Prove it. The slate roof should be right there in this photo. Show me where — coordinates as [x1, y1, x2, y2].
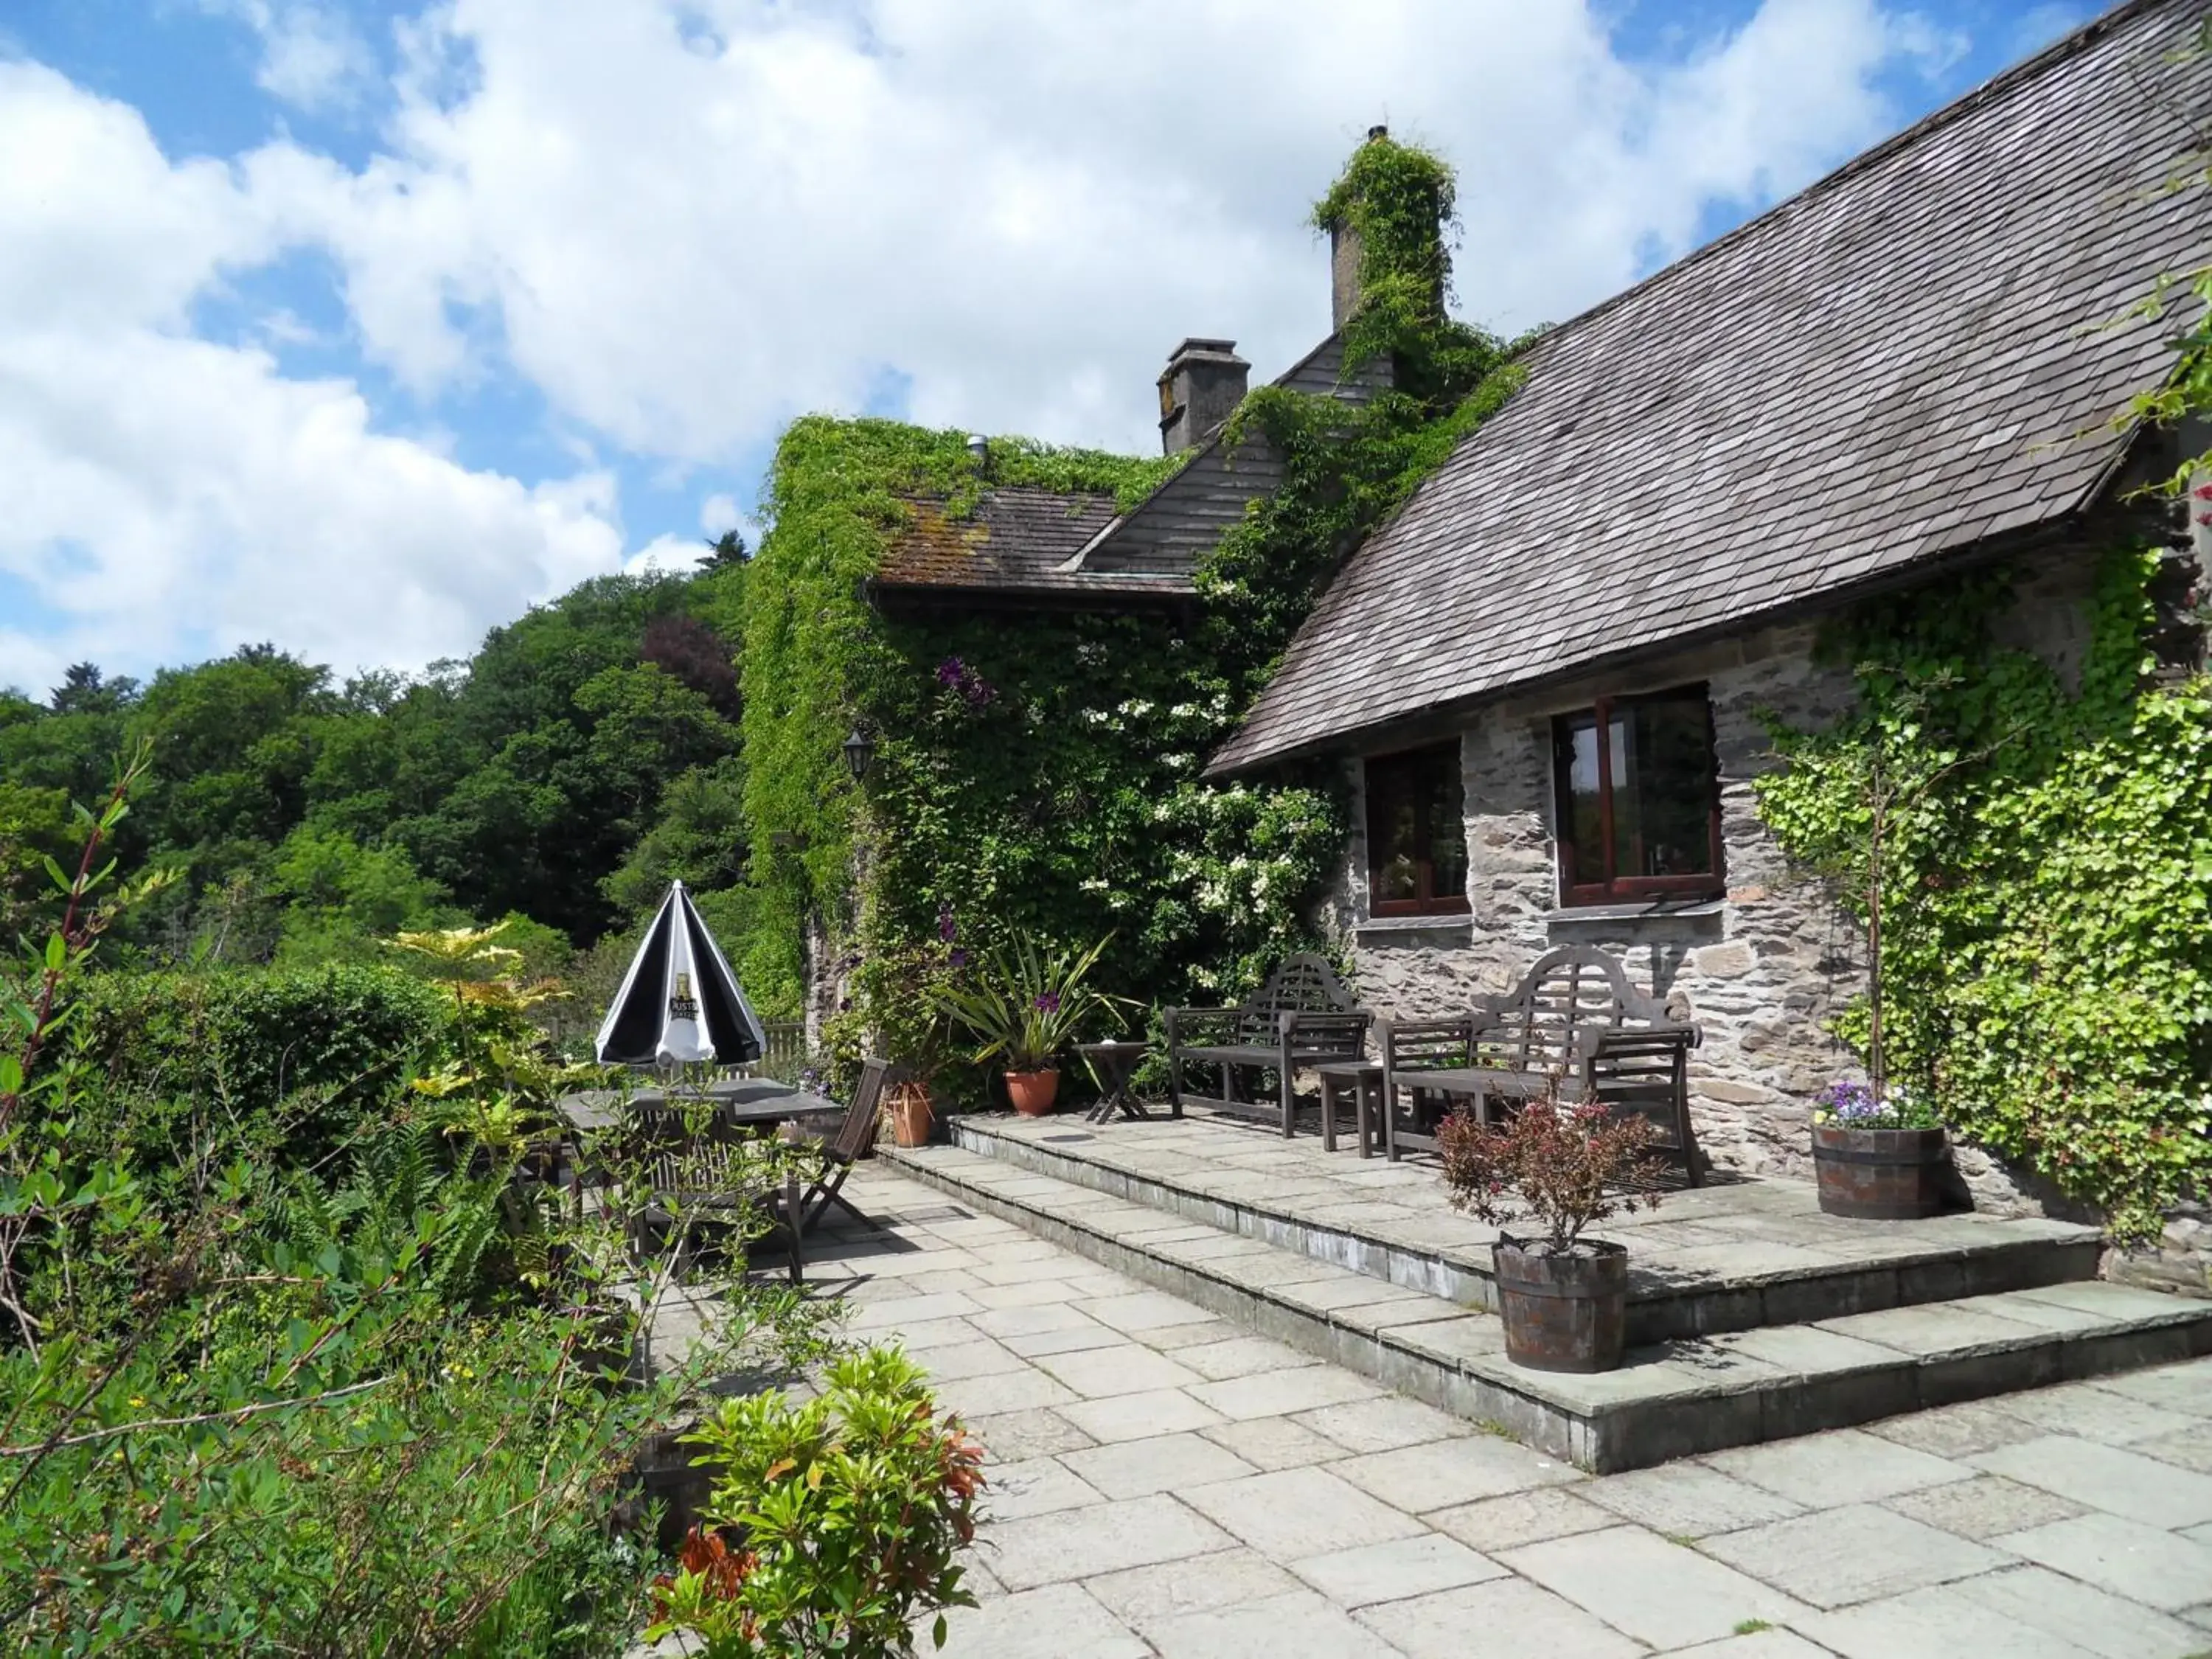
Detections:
[871, 486, 1185, 604]
[1210, 0, 2211, 775]
[1076, 335, 1392, 578]
[869, 335, 1391, 611]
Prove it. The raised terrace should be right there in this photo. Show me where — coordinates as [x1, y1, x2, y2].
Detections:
[883, 1110, 2212, 1472]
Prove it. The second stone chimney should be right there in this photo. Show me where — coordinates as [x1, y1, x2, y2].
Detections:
[1157, 338, 1251, 454]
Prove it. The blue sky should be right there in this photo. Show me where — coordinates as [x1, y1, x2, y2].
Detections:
[0, 0, 2104, 695]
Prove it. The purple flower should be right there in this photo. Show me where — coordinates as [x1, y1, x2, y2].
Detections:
[933, 655, 997, 710]
[947, 948, 969, 970]
[1817, 1080, 1877, 1120]
[938, 903, 958, 943]
[1034, 991, 1062, 1014]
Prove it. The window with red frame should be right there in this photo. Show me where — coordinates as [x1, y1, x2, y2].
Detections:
[1364, 741, 1470, 916]
[1551, 688, 1723, 905]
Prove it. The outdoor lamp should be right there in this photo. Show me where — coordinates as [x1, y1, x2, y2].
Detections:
[842, 725, 876, 782]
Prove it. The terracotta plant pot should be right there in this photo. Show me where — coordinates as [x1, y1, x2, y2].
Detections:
[1004, 1069, 1061, 1116]
[1492, 1236, 1630, 1373]
[887, 1082, 934, 1148]
[1812, 1123, 1950, 1220]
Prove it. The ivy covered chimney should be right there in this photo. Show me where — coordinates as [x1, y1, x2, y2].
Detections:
[1157, 338, 1250, 454]
[1319, 123, 1447, 335]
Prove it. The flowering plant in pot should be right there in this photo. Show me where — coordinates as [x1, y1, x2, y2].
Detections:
[1810, 1079, 1950, 1219]
[1437, 1091, 1669, 1373]
[933, 934, 1134, 1116]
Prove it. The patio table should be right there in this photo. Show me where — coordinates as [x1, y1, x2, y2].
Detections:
[557, 1079, 827, 1134]
[1078, 1040, 1152, 1124]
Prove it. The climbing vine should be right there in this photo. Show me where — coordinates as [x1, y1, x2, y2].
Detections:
[1754, 549, 2212, 1240]
[734, 132, 1529, 1090]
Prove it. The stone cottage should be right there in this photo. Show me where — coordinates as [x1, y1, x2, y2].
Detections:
[1206, 0, 2211, 1194]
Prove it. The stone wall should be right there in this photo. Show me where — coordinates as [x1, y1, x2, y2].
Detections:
[1325, 540, 2117, 1208]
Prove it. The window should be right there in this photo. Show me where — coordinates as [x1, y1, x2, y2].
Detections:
[1364, 741, 1469, 916]
[1552, 687, 1722, 905]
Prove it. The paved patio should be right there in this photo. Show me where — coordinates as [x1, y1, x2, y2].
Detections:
[947, 1108, 2099, 1315]
[793, 1164, 2212, 1658]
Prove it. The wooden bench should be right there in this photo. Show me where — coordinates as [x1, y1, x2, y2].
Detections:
[1166, 953, 1372, 1138]
[1376, 944, 1704, 1180]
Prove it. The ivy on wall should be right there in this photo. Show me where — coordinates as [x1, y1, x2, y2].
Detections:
[1754, 548, 2211, 1239]
[733, 133, 1530, 1088]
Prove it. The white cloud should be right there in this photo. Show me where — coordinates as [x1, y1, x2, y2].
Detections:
[698, 493, 739, 535]
[304, 0, 1940, 463]
[0, 60, 624, 694]
[623, 534, 704, 578]
[201, 0, 378, 114]
[2, 0, 1957, 688]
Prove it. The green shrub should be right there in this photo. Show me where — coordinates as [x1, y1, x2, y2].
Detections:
[647, 1346, 986, 1658]
[76, 960, 454, 1105]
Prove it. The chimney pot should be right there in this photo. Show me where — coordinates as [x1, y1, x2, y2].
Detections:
[1367, 123, 1388, 141]
[1156, 337, 1250, 456]
[966, 434, 989, 472]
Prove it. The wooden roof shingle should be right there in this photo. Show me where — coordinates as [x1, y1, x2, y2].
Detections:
[1209, 0, 2210, 775]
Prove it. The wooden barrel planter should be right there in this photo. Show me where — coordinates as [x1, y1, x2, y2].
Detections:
[1492, 1237, 1630, 1373]
[1812, 1124, 1951, 1220]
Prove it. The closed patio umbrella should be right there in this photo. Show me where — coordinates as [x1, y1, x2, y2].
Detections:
[594, 880, 767, 1067]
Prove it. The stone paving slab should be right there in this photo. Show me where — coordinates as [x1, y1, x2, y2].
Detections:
[661, 1166, 2212, 1658]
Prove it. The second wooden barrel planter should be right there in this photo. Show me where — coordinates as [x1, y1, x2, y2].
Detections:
[1811, 1122, 1952, 1220]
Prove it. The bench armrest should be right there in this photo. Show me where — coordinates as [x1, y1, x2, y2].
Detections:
[1578, 1021, 1702, 1063]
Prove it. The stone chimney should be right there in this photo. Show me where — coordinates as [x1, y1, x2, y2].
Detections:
[1157, 338, 1250, 454]
[1328, 123, 1391, 332]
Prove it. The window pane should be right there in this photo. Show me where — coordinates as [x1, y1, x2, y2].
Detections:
[1425, 751, 1467, 900]
[1371, 770, 1421, 901]
[1366, 742, 1462, 906]
[1561, 714, 1605, 886]
[1620, 695, 1714, 877]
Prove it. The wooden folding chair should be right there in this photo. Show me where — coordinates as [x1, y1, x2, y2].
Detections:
[792, 1058, 895, 1234]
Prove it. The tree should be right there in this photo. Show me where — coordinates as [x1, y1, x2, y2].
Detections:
[698, 529, 748, 568]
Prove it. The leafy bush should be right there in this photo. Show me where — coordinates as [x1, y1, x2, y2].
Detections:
[647, 1346, 986, 1658]
[71, 961, 456, 1164]
[1755, 551, 2212, 1238]
[1437, 1097, 1667, 1253]
[4, 777, 846, 1656]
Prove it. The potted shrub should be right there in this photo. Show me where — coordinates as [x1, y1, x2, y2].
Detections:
[1437, 1093, 1668, 1373]
[644, 1346, 986, 1656]
[1810, 1079, 1950, 1219]
[934, 936, 1133, 1116]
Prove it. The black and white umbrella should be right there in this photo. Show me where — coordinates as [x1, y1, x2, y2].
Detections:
[594, 880, 767, 1067]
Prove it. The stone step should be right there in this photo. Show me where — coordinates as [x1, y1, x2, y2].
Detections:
[939, 1113, 2104, 1344]
[880, 1141, 2212, 1474]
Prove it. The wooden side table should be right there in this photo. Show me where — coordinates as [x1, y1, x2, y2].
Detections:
[1316, 1060, 1385, 1156]
[1078, 1041, 1152, 1124]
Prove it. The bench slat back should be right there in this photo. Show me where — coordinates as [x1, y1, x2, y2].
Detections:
[1475, 945, 1668, 1069]
[1235, 953, 1357, 1042]
[1382, 1016, 1474, 1071]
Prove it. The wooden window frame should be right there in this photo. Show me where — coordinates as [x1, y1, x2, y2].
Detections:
[1552, 688, 1725, 907]
[1364, 741, 1472, 918]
